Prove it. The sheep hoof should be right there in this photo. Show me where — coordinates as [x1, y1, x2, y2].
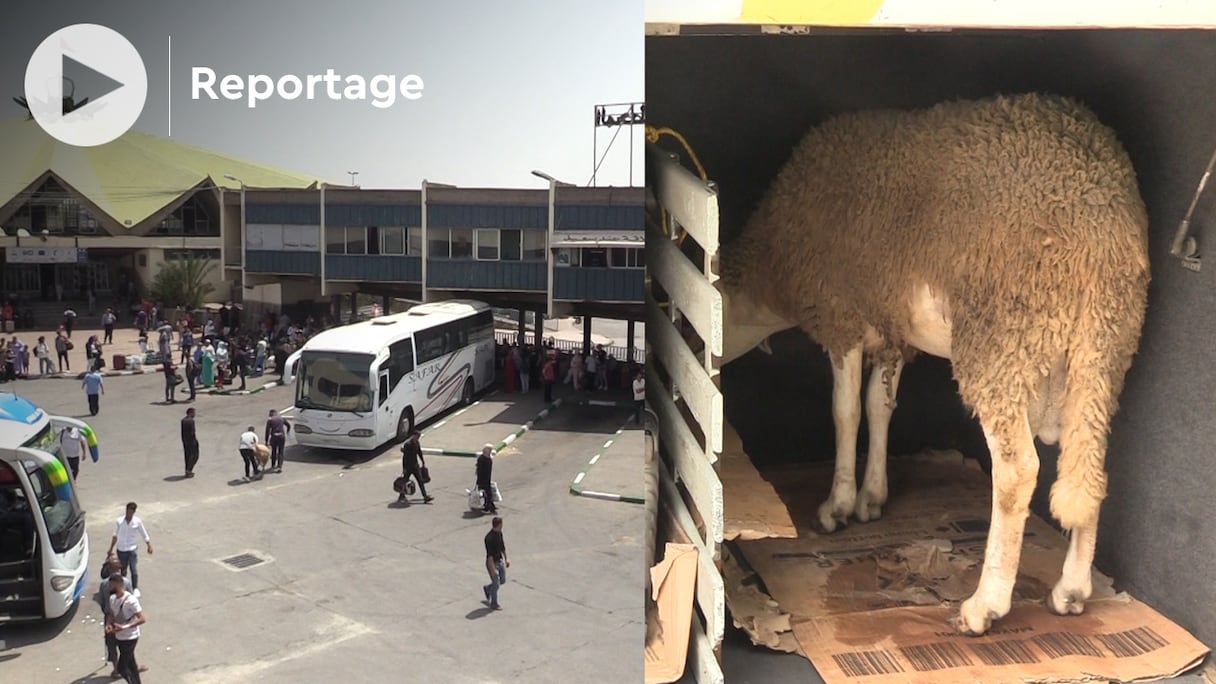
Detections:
[1046, 586, 1088, 616]
[854, 492, 885, 523]
[954, 598, 1001, 636]
[815, 498, 853, 534]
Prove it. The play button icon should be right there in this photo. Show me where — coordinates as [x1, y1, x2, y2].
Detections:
[24, 24, 148, 147]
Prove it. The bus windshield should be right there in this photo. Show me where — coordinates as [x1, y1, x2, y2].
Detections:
[17, 422, 85, 554]
[296, 351, 375, 413]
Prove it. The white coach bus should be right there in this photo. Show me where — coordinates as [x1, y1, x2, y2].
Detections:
[0, 392, 95, 622]
[291, 300, 496, 450]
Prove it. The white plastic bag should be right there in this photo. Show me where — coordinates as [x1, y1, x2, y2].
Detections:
[490, 481, 503, 503]
[467, 486, 484, 511]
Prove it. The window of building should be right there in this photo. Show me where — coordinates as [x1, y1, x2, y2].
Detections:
[151, 195, 217, 236]
[407, 227, 422, 255]
[345, 226, 367, 255]
[450, 228, 473, 259]
[609, 247, 645, 268]
[475, 229, 500, 260]
[524, 231, 546, 261]
[500, 229, 522, 261]
[428, 228, 450, 258]
[555, 248, 580, 267]
[326, 226, 347, 254]
[381, 226, 405, 255]
[582, 248, 608, 268]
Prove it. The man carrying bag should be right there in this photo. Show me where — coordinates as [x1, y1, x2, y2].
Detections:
[397, 430, 433, 504]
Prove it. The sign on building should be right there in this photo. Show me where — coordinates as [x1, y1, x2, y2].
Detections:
[5, 246, 87, 264]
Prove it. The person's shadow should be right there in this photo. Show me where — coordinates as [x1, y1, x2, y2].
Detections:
[465, 604, 497, 620]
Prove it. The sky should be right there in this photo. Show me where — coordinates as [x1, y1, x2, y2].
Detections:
[1, 1, 644, 189]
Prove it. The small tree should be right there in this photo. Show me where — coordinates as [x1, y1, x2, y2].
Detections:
[149, 254, 216, 310]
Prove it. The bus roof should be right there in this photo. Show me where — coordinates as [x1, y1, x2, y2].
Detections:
[300, 299, 490, 356]
[0, 392, 47, 447]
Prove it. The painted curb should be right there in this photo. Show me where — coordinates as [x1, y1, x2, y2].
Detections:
[426, 397, 566, 457]
[569, 425, 645, 505]
[566, 398, 639, 409]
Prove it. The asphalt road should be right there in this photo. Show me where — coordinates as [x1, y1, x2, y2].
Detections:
[0, 373, 643, 683]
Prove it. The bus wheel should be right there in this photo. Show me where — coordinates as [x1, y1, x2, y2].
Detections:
[397, 409, 414, 442]
[462, 378, 475, 406]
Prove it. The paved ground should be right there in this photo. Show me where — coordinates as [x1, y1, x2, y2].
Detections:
[0, 373, 643, 683]
[571, 421, 645, 503]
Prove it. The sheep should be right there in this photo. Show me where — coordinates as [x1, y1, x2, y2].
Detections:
[716, 92, 1150, 636]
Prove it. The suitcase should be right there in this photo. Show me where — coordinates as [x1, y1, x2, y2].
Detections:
[112, 354, 126, 371]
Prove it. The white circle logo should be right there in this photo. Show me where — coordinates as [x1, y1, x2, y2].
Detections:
[24, 24, 148, 147]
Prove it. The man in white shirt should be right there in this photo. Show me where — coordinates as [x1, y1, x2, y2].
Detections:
[239, 426, 262, 481]
[58, 425, 87, 480]
[105, 572, 146, 683]
[107, 502, 153, 592]
[632, 369, 645, 424]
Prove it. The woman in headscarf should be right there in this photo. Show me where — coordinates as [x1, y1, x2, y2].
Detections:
[85, 335, 102, 372]
[200, 341, 216, 387]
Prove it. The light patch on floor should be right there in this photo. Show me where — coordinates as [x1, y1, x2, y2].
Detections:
[178, 613, 375, 683]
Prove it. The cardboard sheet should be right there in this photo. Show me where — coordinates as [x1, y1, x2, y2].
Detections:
[721, 422, 798, 540]
[721, 544, 800, 654]
[728, 449, 1210, 684]
[645, 542, 699, 684]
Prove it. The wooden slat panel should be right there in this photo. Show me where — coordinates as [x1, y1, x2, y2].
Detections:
[660, 460, 725, 648]
[646, 222, 723, 357]
[647, 294, 722, 454]
[689, 618, 725, 684]
[648, 362, 724, 545]
[647, 143, 720, 255]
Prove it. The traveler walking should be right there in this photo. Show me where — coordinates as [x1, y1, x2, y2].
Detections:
[632, 369, 645, 424]
[239, 426, 262, 481]
[162, 360, 178, 403]
[102, 308, 116, 344]
[97, 556, 132, 678]
[55, 332, 70, 372]
[264, 409, 291, 473]
[63, 307, 77, 338]
[107, 502, 152, 592]
[105, 572, 146, 683]
[482, 517, 509, 611]
[58, 425, 87, 480]
[397, 430, 433, 504]
[542, 353, 557, 403]
[82, 367, 104, 416]
[184, 352, 199, 401]
[181, 408, 199, 477]
[34, 336, 53, 376]
[475, 444, 497, 514]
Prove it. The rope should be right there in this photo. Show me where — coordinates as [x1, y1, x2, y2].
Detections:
[644, 125, 710, 248]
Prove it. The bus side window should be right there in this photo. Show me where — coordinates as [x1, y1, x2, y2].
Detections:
[378, 374, 389, 406]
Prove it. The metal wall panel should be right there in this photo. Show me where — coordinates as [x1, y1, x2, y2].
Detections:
[553, 267, 645, 302]
[426, 259, 547, 291]
[246, 250, 321, 275]
[427, 204, 547, 229]
[326, 255, 421, 282]
[325, 204, 422, 226]
[555, 204, 644, 230]
[245, 203, 320, 225]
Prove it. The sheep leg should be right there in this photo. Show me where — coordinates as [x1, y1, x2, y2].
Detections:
[816, 345, 863, 533]
[856, 356, 904, 523]
[956, 413, 1038, 636]
[1048, 525, 1096, 616]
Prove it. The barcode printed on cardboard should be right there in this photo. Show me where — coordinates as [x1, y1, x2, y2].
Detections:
[832, 649, 904, 677]
[1097, 626, 1169, 658]
[900, 642, 975, 671]
[1032, 632, 1104, 658]
[970, 639, 1040, 666]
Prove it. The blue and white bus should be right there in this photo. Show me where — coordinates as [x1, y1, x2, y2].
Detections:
[290, 300, 496, 450]
[0, 392, 95, 622]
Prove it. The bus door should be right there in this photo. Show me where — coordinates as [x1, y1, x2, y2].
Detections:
[375, 366, 394, 438]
